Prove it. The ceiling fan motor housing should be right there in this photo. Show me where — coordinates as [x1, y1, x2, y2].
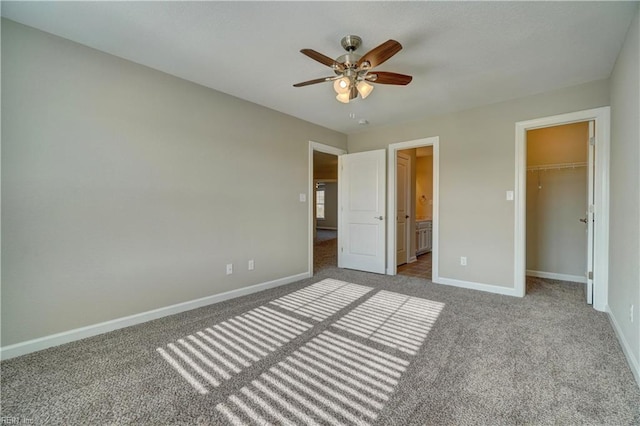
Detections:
[340, 35, 362, 52]
[335, 35, 363, 73]
[335, 53, 361, 72]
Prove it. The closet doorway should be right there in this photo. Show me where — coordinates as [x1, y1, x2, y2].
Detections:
[525, 122, 591, 290]
[514, 107, 610, 310]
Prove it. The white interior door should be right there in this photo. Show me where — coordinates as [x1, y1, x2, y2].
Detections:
[396, 153, 410, 266]
[585, 120, 595, 304]
[338, 149, 387, 274]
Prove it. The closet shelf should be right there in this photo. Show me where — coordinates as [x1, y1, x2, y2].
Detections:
[527, 162, 587, 171]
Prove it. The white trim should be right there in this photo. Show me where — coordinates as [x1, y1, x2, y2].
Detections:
[387, 137, 439, 279]
[526, 270, 587, 284]
[515, 107, 610, 310]
[435, 277, 519, 297]
[308, 141, 347, 276]
[0, 272, 310, 361]
[606, 305, 640, 388]
[316, 226, 337, 231]
[408, 256, 418, 264]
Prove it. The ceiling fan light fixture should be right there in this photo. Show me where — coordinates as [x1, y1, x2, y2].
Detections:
[333, 77, 351, 94]
[336, 92, 350, 103]
[356, 81, 374, 99]
[295, 36, 411, 104]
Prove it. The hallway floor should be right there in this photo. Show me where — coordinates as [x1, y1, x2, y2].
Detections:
[397, 252, 432, 280]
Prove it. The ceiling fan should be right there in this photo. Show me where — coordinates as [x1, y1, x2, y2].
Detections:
[293, 35, 413, 103]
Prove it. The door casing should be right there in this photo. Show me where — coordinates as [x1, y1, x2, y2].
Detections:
[308, 141, 346, 276]
[514, 107, 610, 311]
[387, 137, 440, 276]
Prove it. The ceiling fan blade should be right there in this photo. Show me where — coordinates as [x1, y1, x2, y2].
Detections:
[367, 71, 413, 85]
[293, 76, 335, 87]
[357, 40, 402, 69]
[300, 49, 342, 69]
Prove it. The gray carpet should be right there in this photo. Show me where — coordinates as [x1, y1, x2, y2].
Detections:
[1, 266, 639, 425]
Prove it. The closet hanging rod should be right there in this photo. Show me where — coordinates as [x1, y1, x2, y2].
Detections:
[527, 162, 587, 172]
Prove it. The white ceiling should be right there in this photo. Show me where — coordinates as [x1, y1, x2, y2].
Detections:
[2, 1, 636, 134]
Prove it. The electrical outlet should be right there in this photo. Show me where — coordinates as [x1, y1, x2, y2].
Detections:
[226, 263, 233, 275]
[460, 256, 467, 266]
[248, 259, 254, 271]
[631, 305, 634, 323]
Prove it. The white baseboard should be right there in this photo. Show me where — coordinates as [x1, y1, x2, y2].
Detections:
[606, 304, 640, 388]
[526, 270, 587, 284]
[0, 272, 310, 361]
[434, 275, 519, 297]
[408, 256, 417, 263]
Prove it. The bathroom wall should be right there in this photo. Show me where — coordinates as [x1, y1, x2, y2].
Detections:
[416, 151, 434, 220]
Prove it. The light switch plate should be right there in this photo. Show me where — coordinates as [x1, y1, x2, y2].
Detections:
[506, 190, 514, 201]
[299, 193, 306, 202]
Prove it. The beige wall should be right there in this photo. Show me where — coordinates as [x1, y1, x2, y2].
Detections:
[526, 168, 587, 277]
[609, 5, 640, 371]
[1, 20, 347, 346]
[416, 155, 434, 220]
[526, 123, 588, 278]
[313, 151, 338, 181]
[527, 122, 589, 166]
[348, 79, 609, 287]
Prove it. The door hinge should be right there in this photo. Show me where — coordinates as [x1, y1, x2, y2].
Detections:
[589, 137, 595, 146]
[588, 271, 593, 280]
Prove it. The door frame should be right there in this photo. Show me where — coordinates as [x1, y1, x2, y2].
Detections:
[308, 141, 347, 276]
[514, 107, 610, 311]
[387, 137, 440, 276]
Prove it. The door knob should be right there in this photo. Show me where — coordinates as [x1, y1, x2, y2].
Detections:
[405, 215, 410, 219]
[579, 217, 588, 223]
[375, 216, 384, 220]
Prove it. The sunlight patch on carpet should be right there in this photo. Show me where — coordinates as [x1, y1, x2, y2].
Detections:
[216, 331, 408, 425]
[157, 306, 312, 393]
[332, 290, 444, 355]
[270, 278, 373, 321]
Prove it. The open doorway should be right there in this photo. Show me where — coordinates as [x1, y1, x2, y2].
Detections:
[525, 122, 590, 295]
[308, 142, 346, 275]
[313, 152, 338, 272]
[387, 137, 439, 279]
[395, 147, 434, 280]
[515, 107, 610, 311]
